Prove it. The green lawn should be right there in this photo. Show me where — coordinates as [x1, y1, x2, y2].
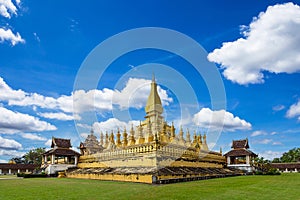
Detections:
[0, 174, 299, 200]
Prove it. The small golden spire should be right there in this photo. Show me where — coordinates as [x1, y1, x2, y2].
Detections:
[116, 128, 122, 147]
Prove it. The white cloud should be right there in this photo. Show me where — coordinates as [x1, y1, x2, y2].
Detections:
[113, 78, 172, 109]
[272, 105, 285, 112]
[259, 150, 283, 160]
[0, 136, 22, 150]
[8, 92, 58, 110]
[208, 3, 300, 85]
[80, 133, 89, 139]
[93, 118, 140, 133]
[272, 141, 282, 145]
[193, 108, 251, 132]
[270, 131, 277, 135]
[256, 139, 272, 144]
[0, 149, 24, 157]
[0, 0, 17, 18]
[0, 106, 56, 134]
[0, 159, 7, 163]
[77, 123, 91, 129]
[2, 76, 172, 115]
[286, 99, 300, 121]
[44, 139, 52, 147]
[15, 0, 21, 7]
[0, 28, 24, 45]
[20, 133, 47, 141]
[0, 77, 25, 101]
[33, 32, 40, 42]
[251, 130, 267, 137]
[38, 112, 81, 121]
[72, 89, 113, 113]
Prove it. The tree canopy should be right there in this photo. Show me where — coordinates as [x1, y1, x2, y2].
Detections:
[10, 147, 45, 165]
[272, 148, 300, 163]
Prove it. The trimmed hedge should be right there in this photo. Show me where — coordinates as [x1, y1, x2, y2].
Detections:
[17, 173, 47, 178]
[255, 168, 281, 175]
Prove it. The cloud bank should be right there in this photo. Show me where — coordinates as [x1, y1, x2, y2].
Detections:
[208, 3, 300, 85]
[193, 108, 251, 132]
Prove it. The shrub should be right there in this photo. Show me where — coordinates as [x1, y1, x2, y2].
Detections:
[17, 173, 47, 178]
[255, 168, 281, 175]
[255, 171, 263, 175]
[266, 168, 281, 175]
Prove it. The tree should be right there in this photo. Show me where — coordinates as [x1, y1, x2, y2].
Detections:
[10, 157, 25, 164]
[10, 148, 46, 165]
[272, 158, 281, 163]
[272, 148, 300, 163]
[253, 157, 271, 172]
[23, 148, 46, 165]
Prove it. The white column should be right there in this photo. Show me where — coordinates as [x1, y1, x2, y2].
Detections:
[246, 156, 250, 165]
[26, 169, 28, 173]
[8, 169, 11, 174]
[51, 154, 55, 164]
[74, 156, 78, 165]
[17, 169, 20, 173]
[0, 169, 2, 174]
[44, 155, 48, 164]
[227, 156, 231, 165]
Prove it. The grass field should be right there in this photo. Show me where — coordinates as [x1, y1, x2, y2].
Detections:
[0, 174, 299, 200]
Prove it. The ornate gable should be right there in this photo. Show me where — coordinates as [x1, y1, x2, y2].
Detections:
[231, 139, 249, 149]
[51, 137, 72, 148]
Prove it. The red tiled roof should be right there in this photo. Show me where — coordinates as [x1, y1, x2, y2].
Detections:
[44, 148, 80, 156]
[231, 139, 249, 149]
[51, 137, 71, 148]
[224, 149, 257, 157]
[0, 164, 39, 170]
[271, 163, 300, 169]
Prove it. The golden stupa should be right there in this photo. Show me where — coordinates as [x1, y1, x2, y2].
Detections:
[67, 76, 240, 184]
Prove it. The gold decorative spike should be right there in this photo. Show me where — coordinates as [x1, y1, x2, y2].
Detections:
[199, 134, 203, 144]
[186, 128, 191, 144]
[170, 122, 175, 140]
[104, 132, 109, 148]
[145, 74, 163, 115]
[110, 130, 115, 145]
[202, 133, 209, 151]
[116, 128, 122, 147]
[192, 130, 197, 145]
[129, 124, 136, 146]
[122, 127, 128, 147]
[137, 121, 145, 144]
[197, 135, 201, 144]
[100, 132, 104, 146]
[178, 126, 185, 145]
[160, 122, 169, 143]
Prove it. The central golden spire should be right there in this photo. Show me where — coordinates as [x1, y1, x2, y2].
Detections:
[145, 74, 163, 116]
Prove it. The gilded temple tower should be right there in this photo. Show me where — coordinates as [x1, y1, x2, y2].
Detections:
[145, 75, 164, 133]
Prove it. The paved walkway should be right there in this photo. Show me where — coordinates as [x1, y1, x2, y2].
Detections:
[0, 176, 23, 180]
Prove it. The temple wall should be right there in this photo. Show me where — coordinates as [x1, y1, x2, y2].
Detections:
[159, 159, 223, 168]
[79, 153, 157, 168]
[67, 173, 153, 184]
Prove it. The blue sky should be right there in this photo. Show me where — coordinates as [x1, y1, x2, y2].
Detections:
[1, 0, 300, 162]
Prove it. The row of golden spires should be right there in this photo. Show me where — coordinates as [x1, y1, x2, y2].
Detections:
[95, 125, 208, 150]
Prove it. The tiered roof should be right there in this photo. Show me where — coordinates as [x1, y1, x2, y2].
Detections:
[224, 138, 257, 157]
[51, 137, 72, 148]
[44, 137, 80, 156]
[231, 139, 249, 149]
